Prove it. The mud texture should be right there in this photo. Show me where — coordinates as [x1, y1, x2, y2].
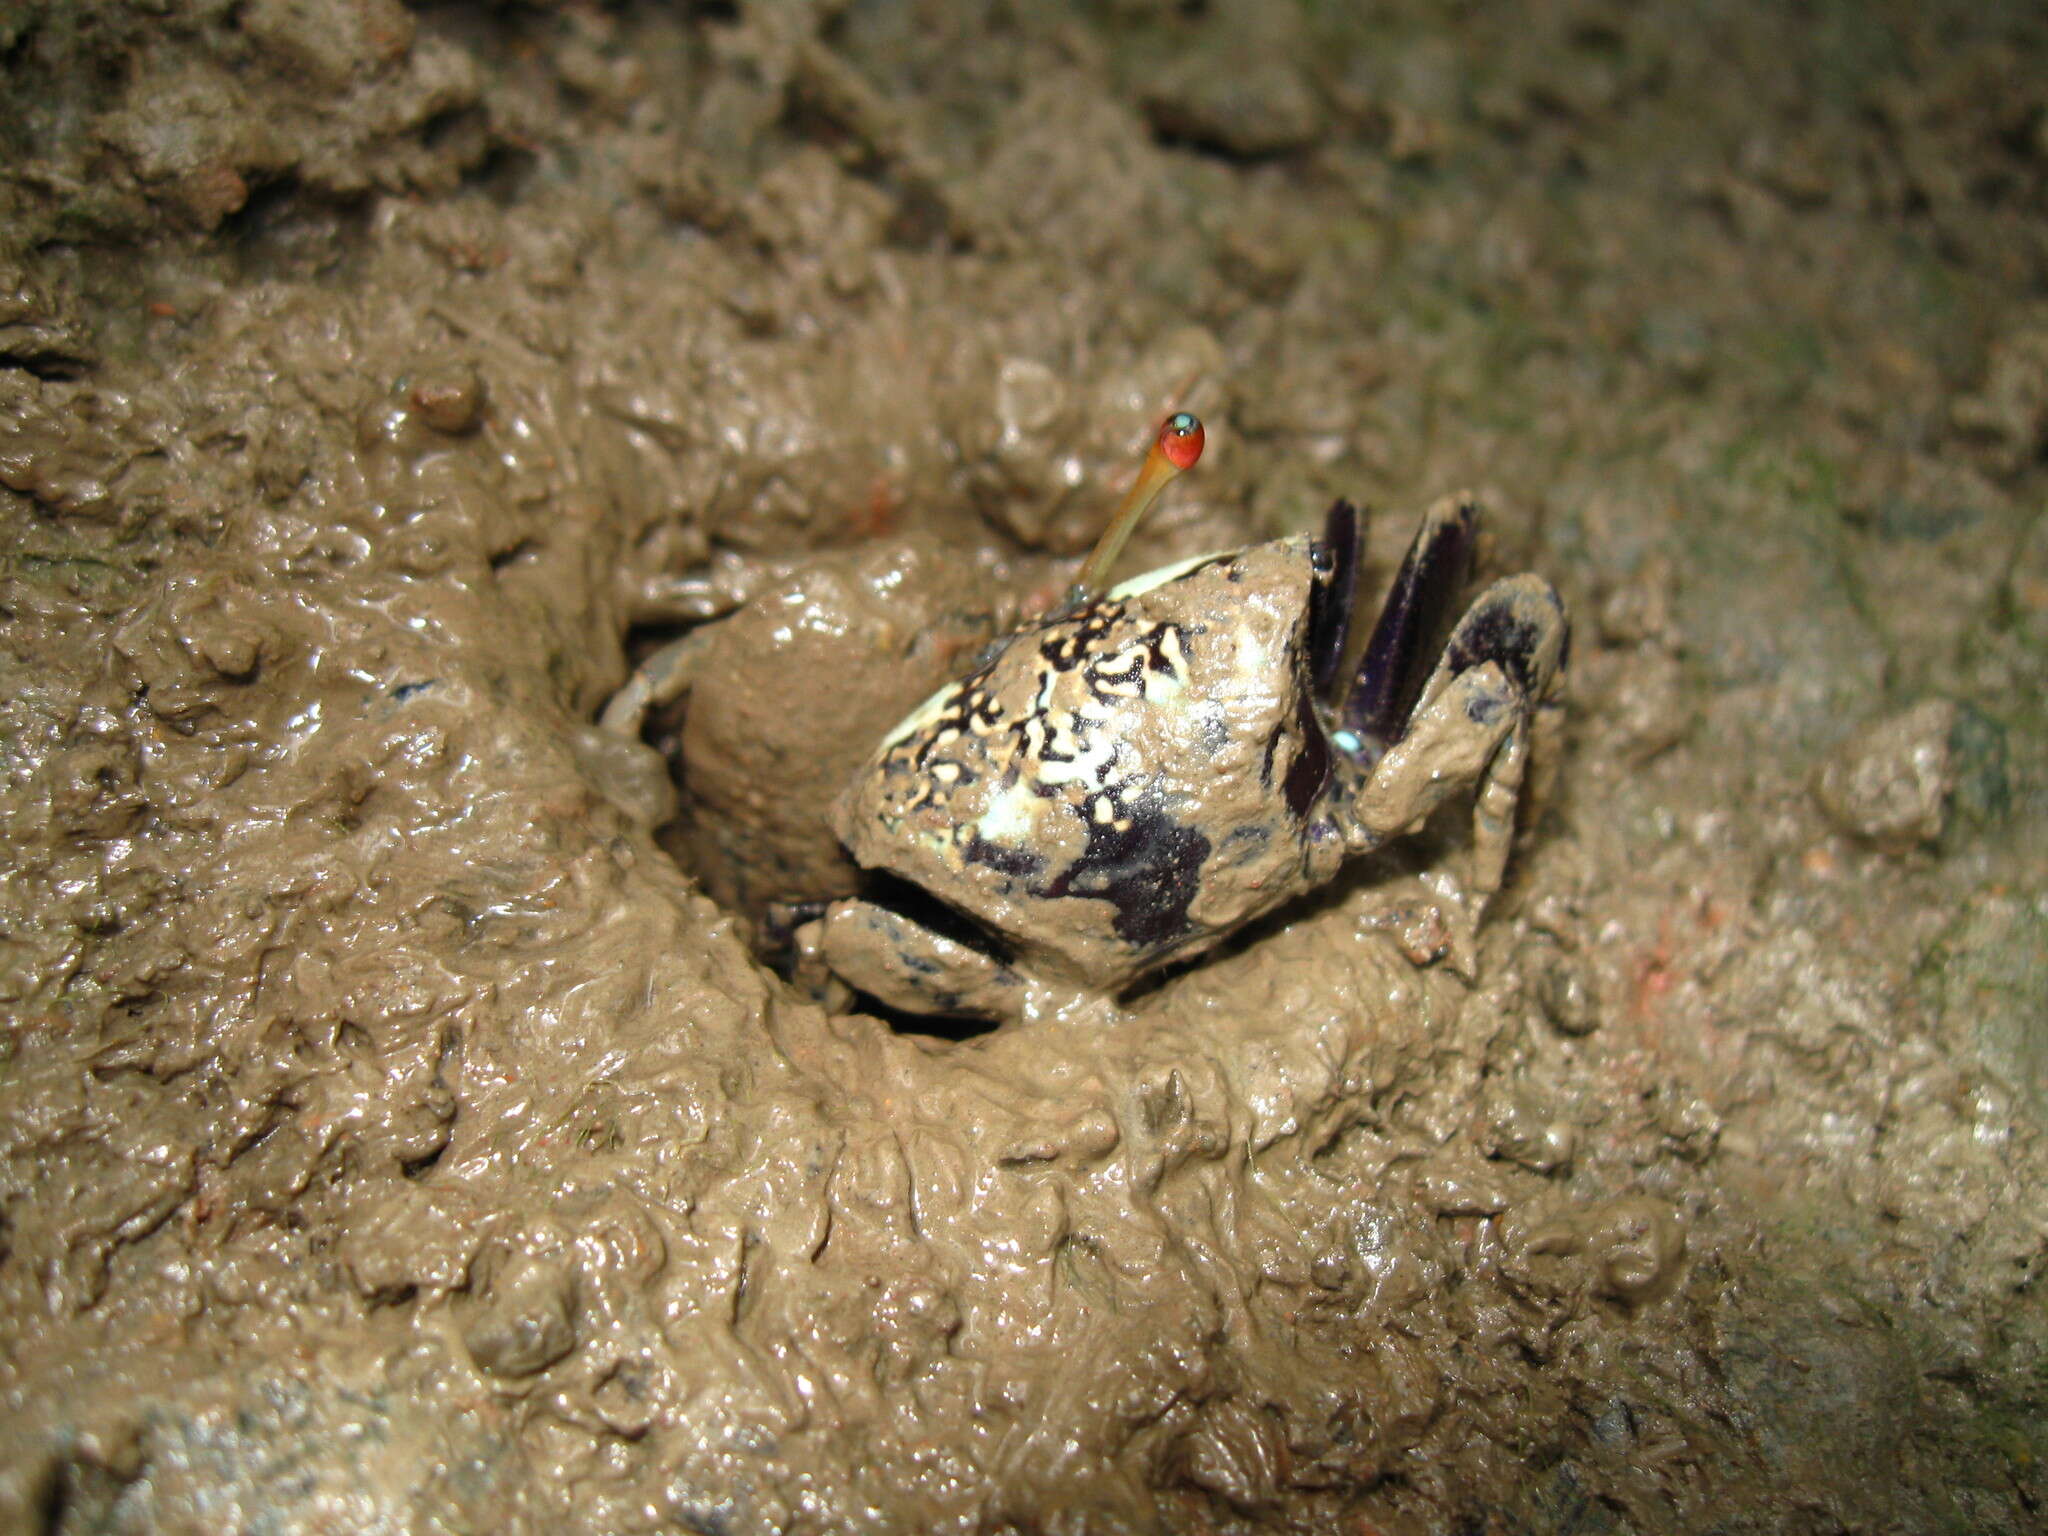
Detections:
[617, 537, 1041, 929]
[3, 2, 2046, 1533]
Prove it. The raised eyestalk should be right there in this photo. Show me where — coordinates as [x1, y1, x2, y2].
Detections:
[1068, 411, 1205, 603]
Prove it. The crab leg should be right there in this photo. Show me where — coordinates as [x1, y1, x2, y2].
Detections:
[805, 899, 1027, 1023]
[1346, 572, 1569, 898]
[1419, 573, 1570, 897]
[598, 625, 720, 736]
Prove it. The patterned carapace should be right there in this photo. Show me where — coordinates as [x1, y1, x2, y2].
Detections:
[802, 420, 1569, 1025]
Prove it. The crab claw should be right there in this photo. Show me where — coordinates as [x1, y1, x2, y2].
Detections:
[1326, 494, 1569, 921]
[1306, 499, 1364, 699]
[1338, 495, 1479, 762]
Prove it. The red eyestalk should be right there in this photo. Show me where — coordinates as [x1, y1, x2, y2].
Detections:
[1070, 412, 1205, 601]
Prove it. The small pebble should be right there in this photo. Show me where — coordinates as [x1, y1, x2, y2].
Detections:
[1811, 698, 1957, 850]
[409, 362, 486, 435]
[1142, 54, 1326, 159]
[1587, 1195, 1686, 1307]
[463, 1252, 578, 1377]
[1532, 944, 1598, 1036]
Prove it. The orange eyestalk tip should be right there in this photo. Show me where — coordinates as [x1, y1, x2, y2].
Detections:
[1070, 412, 1205, 603]
[1157, 410, 1205, 470]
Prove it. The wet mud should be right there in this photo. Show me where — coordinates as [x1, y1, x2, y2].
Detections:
[3, 2, 2046, 1532]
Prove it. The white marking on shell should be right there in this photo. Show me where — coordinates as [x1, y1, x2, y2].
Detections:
[1032, 715, 1119, 788]
[880, 679, 965, 749]
[977, 782, 1039, 845]
[1144, 663, 1186, 705]
[1107, 551, 1225, 601]
[1230, 623, 1270, 684]
[1159, 626, 1187, 677]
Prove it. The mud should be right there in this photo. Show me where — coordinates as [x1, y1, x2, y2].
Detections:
[609, 537, 1042, 928]
[2, 2, 2045, 1533]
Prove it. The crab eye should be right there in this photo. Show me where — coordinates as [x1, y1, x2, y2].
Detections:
[1158, 412, 1205, 471]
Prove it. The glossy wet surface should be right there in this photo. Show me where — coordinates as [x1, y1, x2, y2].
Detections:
[3, 2, 2045, 1530]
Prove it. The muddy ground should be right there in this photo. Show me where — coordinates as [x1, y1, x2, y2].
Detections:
[3, 1, 2046, 1532]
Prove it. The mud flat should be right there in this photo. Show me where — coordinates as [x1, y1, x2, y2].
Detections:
[3, 2, 2044, 1531]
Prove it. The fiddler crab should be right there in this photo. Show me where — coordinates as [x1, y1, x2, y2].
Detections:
[612, 413, 1567, 1026]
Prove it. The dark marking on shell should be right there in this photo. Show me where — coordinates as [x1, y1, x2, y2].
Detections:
[1282, 690, 1331, 818]
[898, 671, 998, 771]
[1089, 650, 1147, 688]
[1038, 603, 1125, 673]
[1042, 791, 1209, 949]
[965, 835, 1044, 881]
[1034, 721, 1077, 763]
